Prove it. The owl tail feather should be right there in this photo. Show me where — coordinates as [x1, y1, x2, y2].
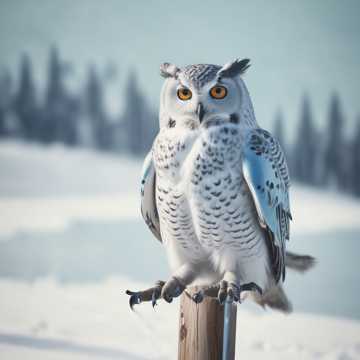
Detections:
[254, 285, 293, 313]
[285, 251, 317, 273]
[250, 252, 315, 313]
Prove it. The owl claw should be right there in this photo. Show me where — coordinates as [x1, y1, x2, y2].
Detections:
[218, 280, 228, 305]
[192, 290, 204, 304]
[126, 280, 165, 310]
[126, 290, 142, 310]
[217, 280, 240, 305]
[161, 277, 185, 303]
[151, 286, 162, 308]
[151, 293, 157, 308]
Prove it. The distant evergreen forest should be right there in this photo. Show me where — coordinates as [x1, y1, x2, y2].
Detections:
[0, 47, 359, 197]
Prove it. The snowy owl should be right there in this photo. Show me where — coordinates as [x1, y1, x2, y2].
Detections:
[127, 59, 315, 311]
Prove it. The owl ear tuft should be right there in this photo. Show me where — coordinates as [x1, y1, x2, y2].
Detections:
[160, 63, 180, 79]
[217, 58, 251, 79]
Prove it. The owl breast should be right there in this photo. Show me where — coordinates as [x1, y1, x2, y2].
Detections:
[152, 127, 204, 266]
[185, 123, 266, 260]
[152, 127, 196, 183]
[153, 123, 266, 270]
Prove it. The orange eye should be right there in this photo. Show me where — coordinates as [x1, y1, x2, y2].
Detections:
[177, 87, 192, 101]
[210, 85, 227, 99]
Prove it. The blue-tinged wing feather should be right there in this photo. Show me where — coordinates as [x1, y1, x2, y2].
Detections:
[242, 129, 291, 282]
[140, 151, 162, 242]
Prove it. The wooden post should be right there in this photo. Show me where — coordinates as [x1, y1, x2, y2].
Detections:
[178, 287, 237, 360]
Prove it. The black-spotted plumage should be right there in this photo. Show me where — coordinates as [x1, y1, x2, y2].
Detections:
[243, 129, 291, 283]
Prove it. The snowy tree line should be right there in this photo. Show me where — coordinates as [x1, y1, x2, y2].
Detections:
[273, 94, 360, 197]
[0, 47, 359, 197]
[0, 47, 158, 155]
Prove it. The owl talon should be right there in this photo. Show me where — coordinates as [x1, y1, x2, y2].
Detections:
[151, 281, 163, 308]
[126, 280, 165, 310]
[217, 280, 240, 305]
[161, 276, 185, 303]
[163, 294, 173, 303]
[229, 282, 240, 302]
[218, 280, 228, 304]
[151, 290, 159, 308]
[227, 288, 235, 301]
[126, 290, 142, 310]
[192, 290, 204, 304]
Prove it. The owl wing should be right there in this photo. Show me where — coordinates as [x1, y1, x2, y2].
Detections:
[140, 151, 162, 242]
[242, 128, 291, 282]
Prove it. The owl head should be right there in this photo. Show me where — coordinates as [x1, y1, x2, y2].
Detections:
[158, 59, 257, 130]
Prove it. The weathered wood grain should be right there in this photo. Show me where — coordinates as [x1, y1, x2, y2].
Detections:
[178, 287, 237, 360]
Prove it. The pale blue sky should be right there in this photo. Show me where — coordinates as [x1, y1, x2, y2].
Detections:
[0, 0, 359, 140]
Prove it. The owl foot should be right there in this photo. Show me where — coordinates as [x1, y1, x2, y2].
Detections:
[126, 280, 165, 310]
[190, 281, 263, 305]
[161, 276, 186, 303]
[190, 281, 241, 305]
[218, 280, 240, 305]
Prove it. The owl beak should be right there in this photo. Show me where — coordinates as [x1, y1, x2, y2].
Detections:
[196, 102, 205, 123]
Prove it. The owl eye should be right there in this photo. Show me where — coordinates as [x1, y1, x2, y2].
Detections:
[177, 87, 192, 101]
[210, 85, 227, 99]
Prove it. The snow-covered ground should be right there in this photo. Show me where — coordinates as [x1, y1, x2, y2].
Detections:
[0, 141, 140, 237]
[0, 140, 360, 359]
[1, 277, 360, 360]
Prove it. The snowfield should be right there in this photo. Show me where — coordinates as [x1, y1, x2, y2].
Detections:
[0, 141, 140, 237]
[1, 277, 360, 360]
[0, 140, 360, 359]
